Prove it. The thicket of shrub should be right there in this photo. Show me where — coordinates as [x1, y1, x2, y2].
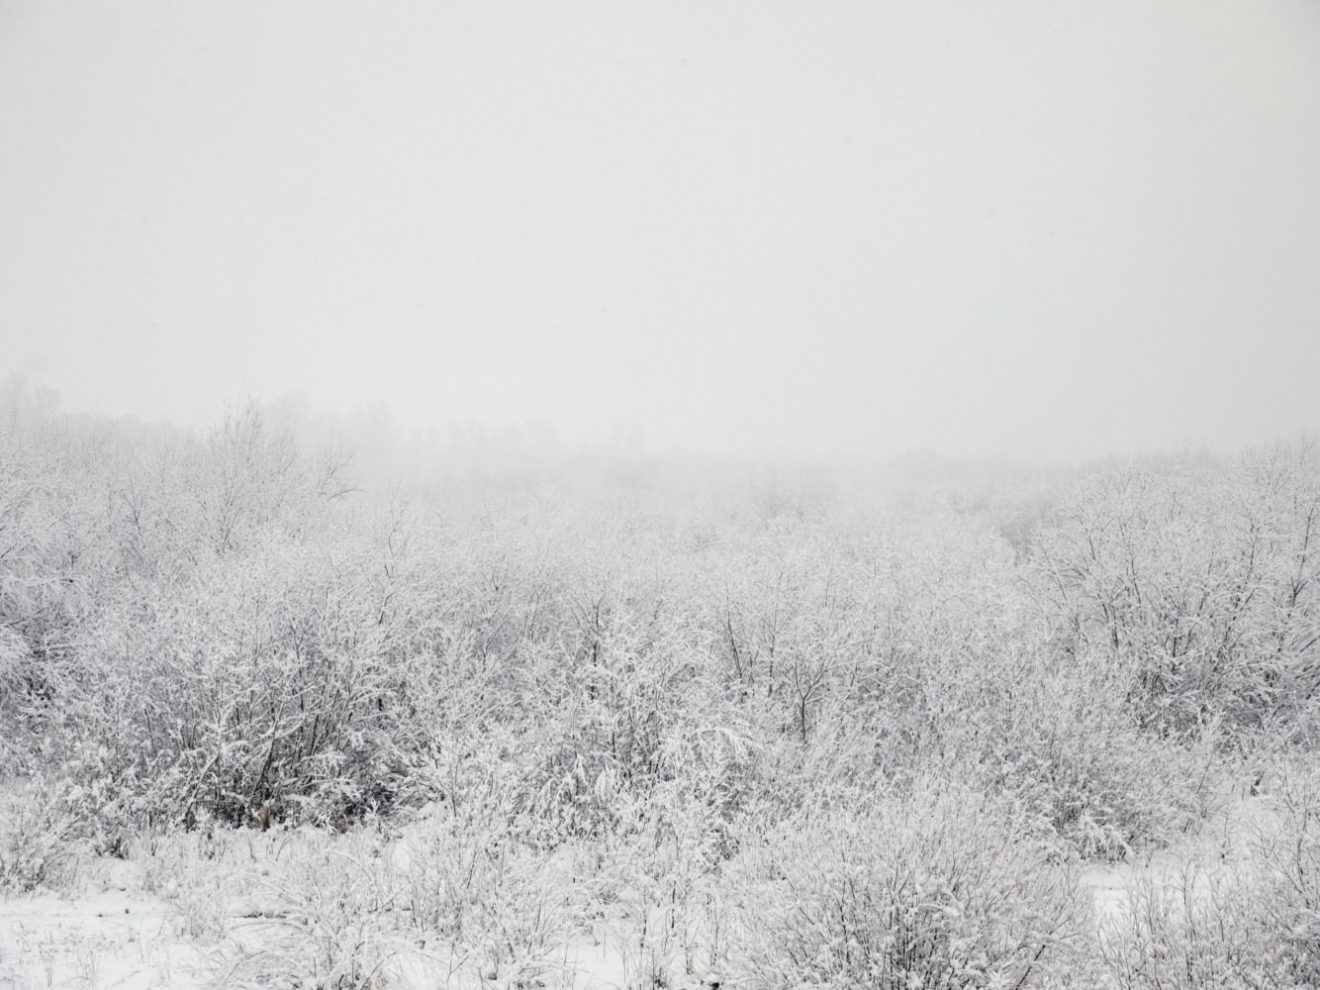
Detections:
[2, 383, 1319, 984]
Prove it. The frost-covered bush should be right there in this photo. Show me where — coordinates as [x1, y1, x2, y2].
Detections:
[399, 808, 584, 987]
[220, 830, 404, 990]
[585, 781, 741, 988]
[1099, 765, 1320, 990]
[136, 826, 240, 941]
[0, 626, 33, 708]
[1257, 768, 1320, 986]
[0, 784, 78, 893]
[725, 784, 1086, 989]
[32, 517, 450, 834]
[1031, 445, 1320, 740]
[0, 401, 424, 832]
[962, 653, 1217, 860]
[1100, 865, 1290, 990]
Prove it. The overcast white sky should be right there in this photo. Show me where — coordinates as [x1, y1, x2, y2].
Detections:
[2, 1, 1318, 461]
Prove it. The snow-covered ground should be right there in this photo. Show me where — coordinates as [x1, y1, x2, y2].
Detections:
[0, 830, 704, 990]
[0, 869, 207, 989]
[0, 877, 646, 990]
[0, 788, 1289, 990]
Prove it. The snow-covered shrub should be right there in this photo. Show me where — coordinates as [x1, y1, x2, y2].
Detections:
[0, 625, 33, 708]
[47, 528, 440, 833]
[585, 780, 741, 988]
[0, 627, 40, 776]
[1099, 764, 1320, 989]
[725, 784, 1086, 990]
[963, 652, 1217, 860]
[136, 826, 239, 941]
[221, 830, 404, 990]
[1259, 768, 1320, 986]
[400, 811, 583, 987]
[1098, 863, 1304, 990]
[1031, 445, 1320, 741]
[0, 783, 78, 893]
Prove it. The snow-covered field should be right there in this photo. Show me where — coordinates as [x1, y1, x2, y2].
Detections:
[0, 870, 206, 989]
[0, 786, 1297, 990]
[0, 824, 693, 990]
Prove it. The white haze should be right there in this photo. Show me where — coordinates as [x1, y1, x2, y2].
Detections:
[2, 0, 1319, 461]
